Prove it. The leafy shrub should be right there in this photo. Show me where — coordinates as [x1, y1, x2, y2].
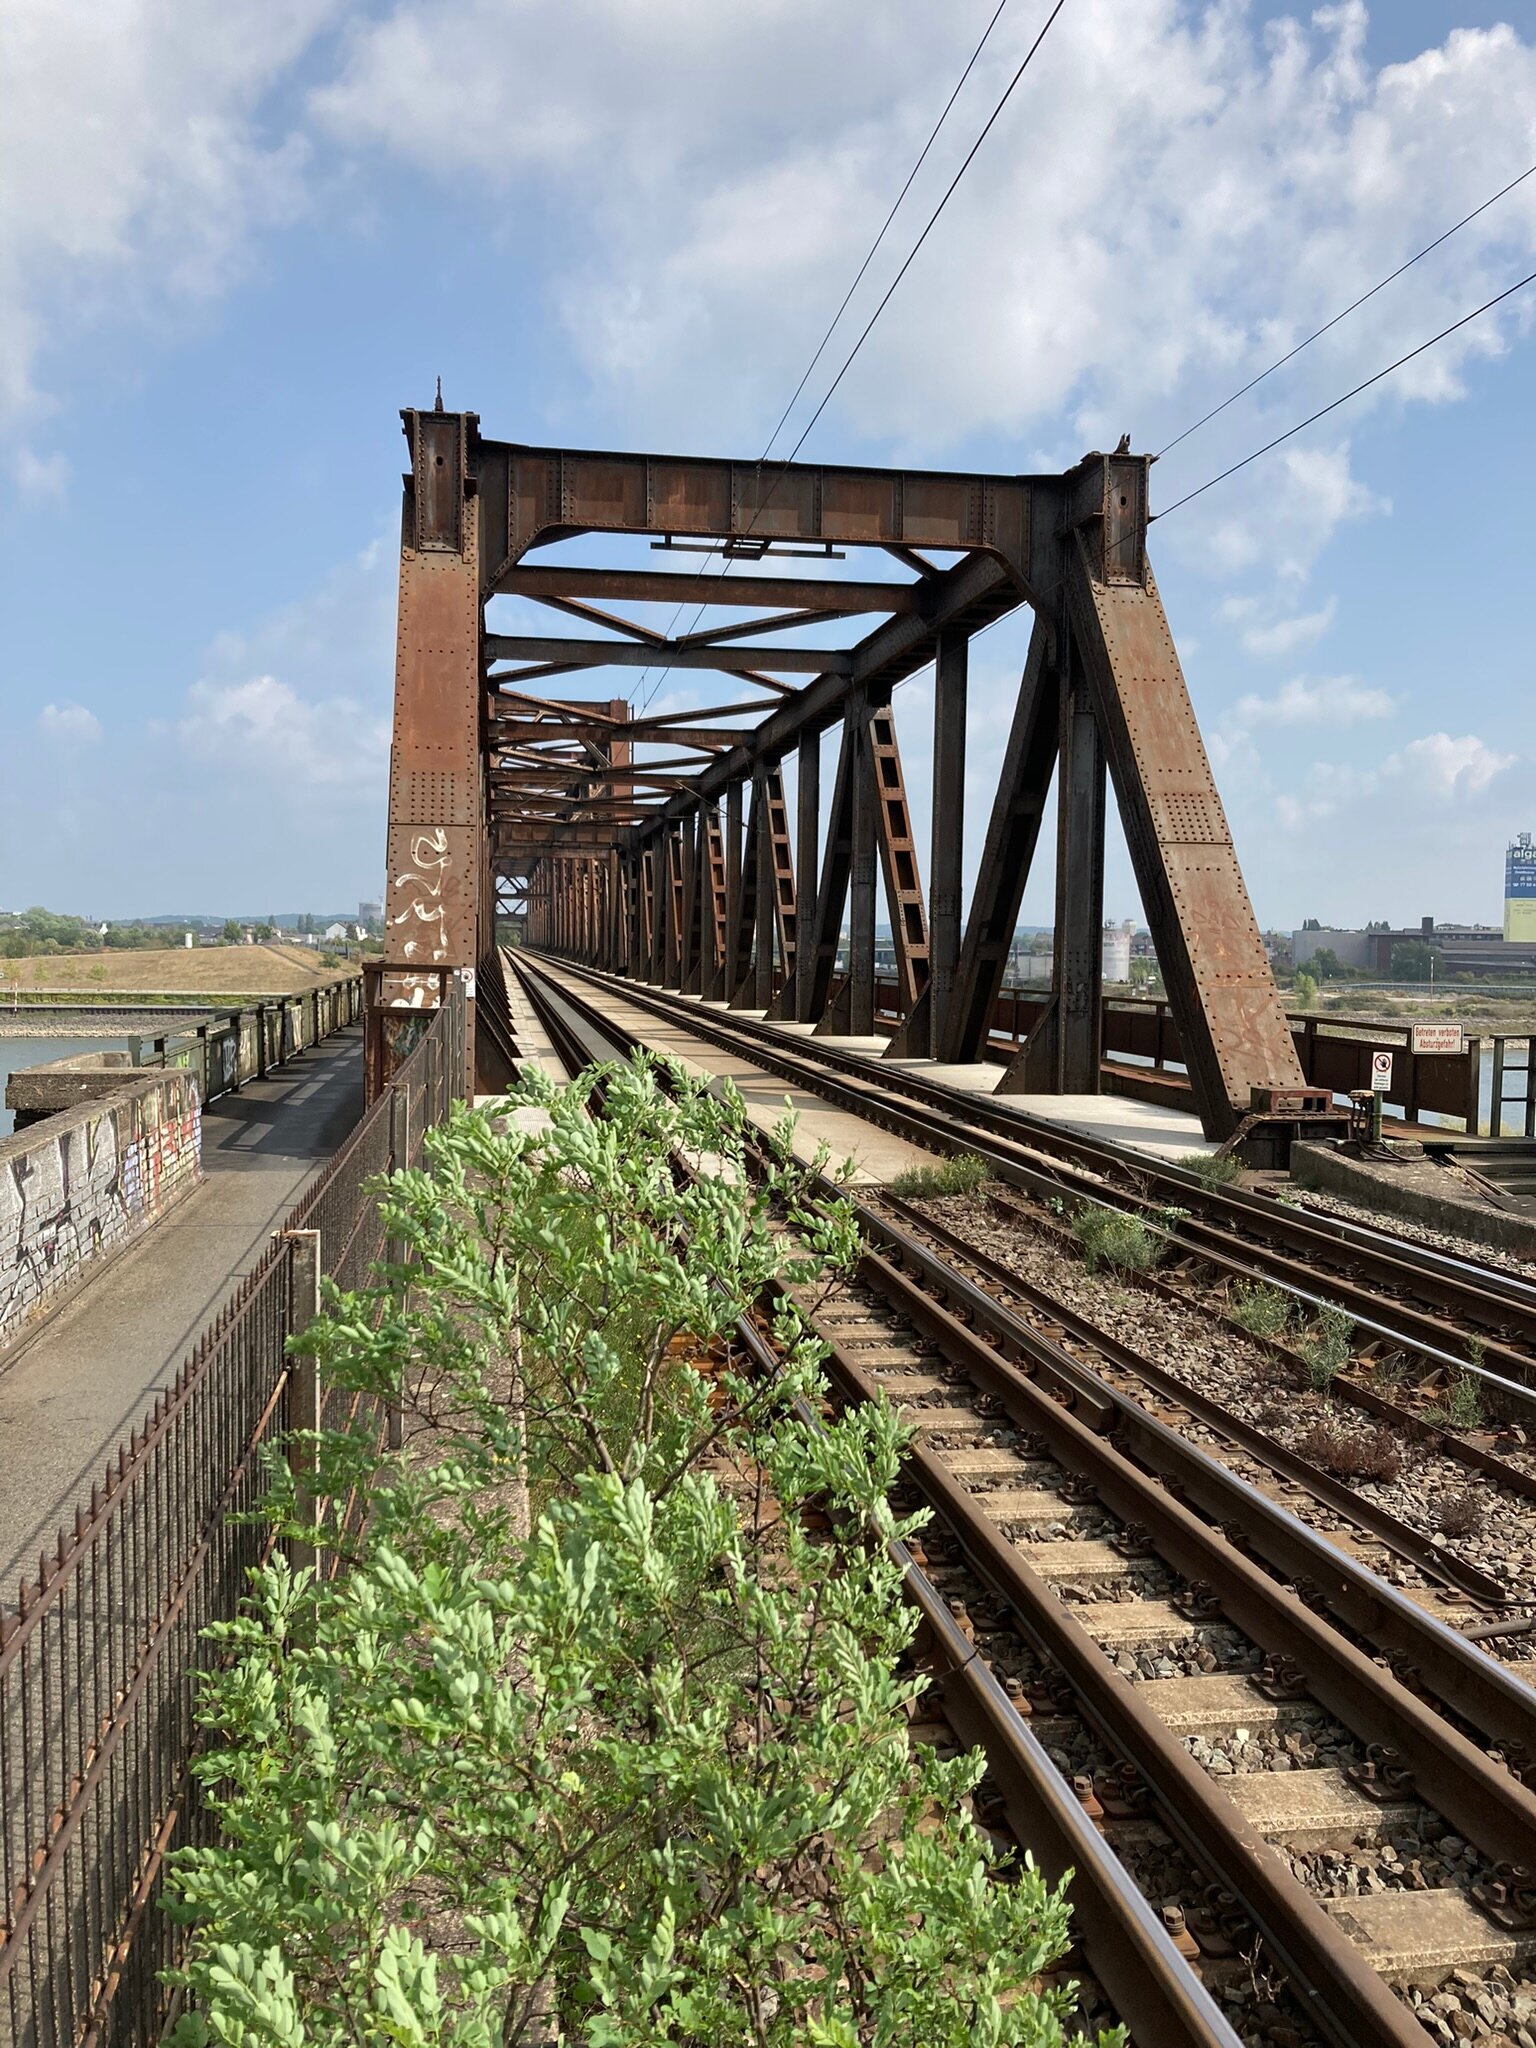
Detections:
[1230, 1281, 1292, 1340]
[1072, 1205, 1162, 1274]
[1299, 1305, 1355, 1390]
[1182, 1150, 1242, 1191]
[889, 1152, 991, 1199]
[1426, 1372, 1484, 1432]
[163, 1058, 1111, 2048]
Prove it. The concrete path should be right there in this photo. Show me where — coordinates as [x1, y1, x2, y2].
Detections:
[0, 1028, 363, 1586]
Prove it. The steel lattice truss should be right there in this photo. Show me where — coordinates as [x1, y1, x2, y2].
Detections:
[371, 404, 1305, 1138]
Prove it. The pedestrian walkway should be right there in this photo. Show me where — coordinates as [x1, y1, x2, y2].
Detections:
[0, 1027, 363, 1584]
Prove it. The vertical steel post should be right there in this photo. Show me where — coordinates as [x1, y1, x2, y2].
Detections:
[724, 779, 743, 997]
[375, 408, 481, 1102]
[754, 770, 775, 1010]
[848, 699, 877, 1037]
[284, 1228, 322, 1569]
[795, 730, 820, 1022]
[929, 628, 968, 1058]
[1054, 648, 1107, 1094]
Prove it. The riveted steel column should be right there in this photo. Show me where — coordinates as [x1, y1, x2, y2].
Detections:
[794, 731, 820, 1022]
[941, 616, 1059, 1064]
[848, 693, 878, 1037]
[751, 771, 773, 1010]
[703, 805, 728, 1000]
[375, 408, 482, 1100]
[810, 706, 858, 1035]
[929, 628, 968, 1057]
[1054, 643, 1106, 1095]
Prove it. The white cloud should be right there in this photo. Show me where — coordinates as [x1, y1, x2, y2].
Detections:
[1271, 727, 1515, 843]
[1230, 673, 1395, 729]
[36, 701, 102, 742]
[177, 674, 388, 789]
[1384, 730, 1515, 800]
[1220, 594, 1337, 657]
[8, 2, 1536, 588]
[0, 0, 339, 418]
[12, 446, 69, 499]
[310, 2, 1536, 584]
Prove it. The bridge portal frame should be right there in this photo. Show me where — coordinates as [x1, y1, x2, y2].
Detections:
[370, 403, 1304, 1137]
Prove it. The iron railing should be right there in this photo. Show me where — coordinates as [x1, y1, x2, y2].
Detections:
[0, 983, 464, 2048]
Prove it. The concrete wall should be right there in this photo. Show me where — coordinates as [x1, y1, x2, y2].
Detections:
[0, 1070, 201, 1356]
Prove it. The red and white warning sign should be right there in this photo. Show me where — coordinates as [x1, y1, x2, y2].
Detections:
[1370, 1050, 1394, 1093]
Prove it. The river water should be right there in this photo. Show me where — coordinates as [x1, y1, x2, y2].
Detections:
[0, 1035, 132, 1139]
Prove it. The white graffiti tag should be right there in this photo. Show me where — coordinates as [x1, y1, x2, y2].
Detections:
[391, 826, 451, 963]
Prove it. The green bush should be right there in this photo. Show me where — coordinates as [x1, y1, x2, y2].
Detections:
[1299, 1304, 1355, 1390]
[1182, 1151, 1242, 1191]
[1230, 1281, 1291, 1340]
[888, 1152, 990, 1199]
[1426, 1372, 1484, 1432]
[164, 1057, 1112, 2048]
[1072, 1204, 1162, 1274]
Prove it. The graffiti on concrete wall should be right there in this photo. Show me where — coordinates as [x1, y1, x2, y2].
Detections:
[0, 1076, 201, 1352]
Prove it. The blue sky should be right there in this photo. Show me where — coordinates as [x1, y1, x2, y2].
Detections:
[1, 0, 1533, 930]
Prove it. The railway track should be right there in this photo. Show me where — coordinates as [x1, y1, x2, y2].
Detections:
[519, 954, 1536, 1419]
[509, 953, 1536, 2048]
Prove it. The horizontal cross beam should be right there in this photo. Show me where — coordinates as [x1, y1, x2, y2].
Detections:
[493, 564, 925, 613]
[484, 634, 852, 676]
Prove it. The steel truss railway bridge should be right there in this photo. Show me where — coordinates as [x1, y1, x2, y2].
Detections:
[371, 398, 1310, 1138]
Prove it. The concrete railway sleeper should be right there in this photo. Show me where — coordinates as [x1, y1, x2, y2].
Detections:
[509, 956, 1243, 2048]
[522, 955, 1536, 1421]
[509, 954, 1536, 2048]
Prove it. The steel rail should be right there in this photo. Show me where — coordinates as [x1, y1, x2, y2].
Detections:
[976, 1179, 1536, 1505]
[522, 955, 1536, 1408]
[510, 956, 1525, 2048]
[508, 955, 1241, 2048]
[512, 953, 1536, 2048]
[539, 952, 1536, 1347]
[872, 1187, 1509, 1605]
[510, 955, 1536, 1743]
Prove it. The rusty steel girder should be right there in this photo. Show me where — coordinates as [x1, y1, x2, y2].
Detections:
[371, 404, 1299, 1137]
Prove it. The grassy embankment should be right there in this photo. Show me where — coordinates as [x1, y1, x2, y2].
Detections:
[0, 943, 356, 1007]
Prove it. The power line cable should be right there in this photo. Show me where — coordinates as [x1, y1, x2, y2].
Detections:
[1154, 260, 1536, 520]
[634, 0, 1070, 717]
[632, 0, 1034, 717]
[758, 0, 1015, 466]
[778, 0, 1069, 467]
[1157, 158, 1536, 459]
[903, 252, 1536, 676]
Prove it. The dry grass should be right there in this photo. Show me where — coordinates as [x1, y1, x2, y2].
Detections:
[1294, 1416, 1403, 1482]
[0, 944, 352, 996]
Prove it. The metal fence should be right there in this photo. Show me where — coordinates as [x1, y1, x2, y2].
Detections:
[0, 984, 464, 2048]
[127, 977, 364, 1112]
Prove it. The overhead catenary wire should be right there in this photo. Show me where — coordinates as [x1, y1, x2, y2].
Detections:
[632, 0, 1020, 717]
[758, 0, 1016, 467]
[1157, 157, 1536, 459]
[898, 250, 1536, 682]
[1154, 260, 1536, 521]
[633, 0, 1068, 717]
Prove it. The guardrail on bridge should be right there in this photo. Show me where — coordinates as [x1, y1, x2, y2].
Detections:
[0, 980, 466, 2047]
